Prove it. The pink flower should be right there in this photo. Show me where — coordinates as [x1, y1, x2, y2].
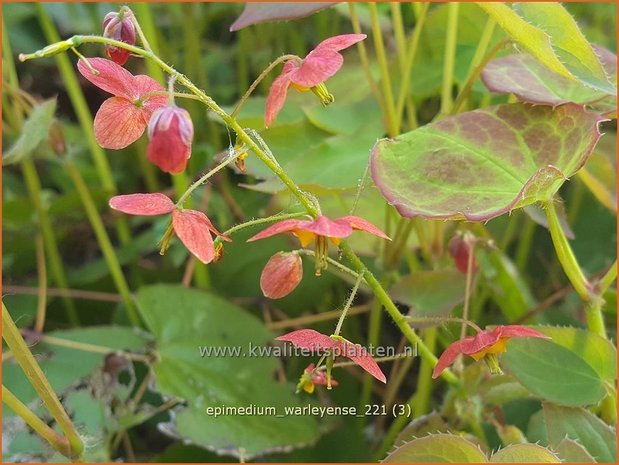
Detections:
[102, 10, 136, 65]
[109, 193, 229, 264]
[77, 58, 167, 149]
[247, 215, 390, 275]
[147, 105, 194, 174]
[432, 325, 550, 379]
[260, 252, 303, 299]
[297, 363, 339, 394]
[265, 34, 366, 127]
[276, 329, 387, 385]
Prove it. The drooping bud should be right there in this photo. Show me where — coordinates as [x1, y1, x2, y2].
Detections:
[102, 10, 137, 66]
[260, 252, 303, 299]
[448, 232, 478, 275]
[147, 105, 194, 174]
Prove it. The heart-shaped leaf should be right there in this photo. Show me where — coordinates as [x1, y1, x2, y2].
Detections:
[370, 103, 604, 220]
[482, 54, 613, 106]
[490, 443, 560, 462]
[383, 433, 487, 462]
[501, 338, 606, 407]
[543, 402, 617, 463]
[230, 2, 335, 31]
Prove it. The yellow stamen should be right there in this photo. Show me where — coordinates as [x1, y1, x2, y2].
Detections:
[311, 82, 334, 106]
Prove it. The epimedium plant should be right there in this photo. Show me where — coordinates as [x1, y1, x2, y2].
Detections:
[2, 2, 617, 463]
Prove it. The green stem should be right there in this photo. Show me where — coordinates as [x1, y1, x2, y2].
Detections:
[2, 303, 83, 459]
[544, 201, 590, 301]
[2, 385, 74, 459]
[36, 6, 132, 247]
[21, 161, 79, 324]
[340, 242, 459, 386]
[333, 274, 364, 336]
[347, 3, 387, 117]
[368, 2, 398, 137]
[65, 161, 140, 326]
[219, 211, 308, 238]
[451, 38, 508, 115]
[598, 259, 617, 294]
[231, 54, 298, 120]
[395, 2, 429, 131]
[176, 150, 242, 206]
[131, 3, 166, 84]
[440, 2, 459, 116]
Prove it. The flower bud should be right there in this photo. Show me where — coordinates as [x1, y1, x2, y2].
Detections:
[147, 105, 194, 174]
[260, 252, 303, 299]
[102, 10, 136, 66]
[448, 232, 478, 274]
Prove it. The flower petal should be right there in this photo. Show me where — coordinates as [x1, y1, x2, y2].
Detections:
[432, 339, 467, 378]
[291, 50, 343, 88]
[93, 97, 148, 149]
[339, 215, 391, 240]
[260, 252, 303, 299]
[147, 107, 193, 174]
[133, 75, 167, 101]
[337, 341, 386, 383]
[77, 57, 137, 99]
[291, 34, 366, 88]
[246, 218, 313, 242]
[172, 209, 217, 264]
[498, 325, 551, 340]
[109, 193, 175, 216]
[459, 328, 503, 356]
[303, 216, 353, 238]
[313, 33, 368, 53]
[275, 329, 339, 351]
[264, 61, 297, 127]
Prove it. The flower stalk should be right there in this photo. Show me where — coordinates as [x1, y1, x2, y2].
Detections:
[2, 303, 83, 460]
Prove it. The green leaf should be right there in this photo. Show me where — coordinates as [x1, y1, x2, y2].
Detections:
[477, 375, 532, 406]
[477, 248, 537, 321]
[136, 285, 322, 460]
[543, 402, 617, 463]
[383, 434, 488, 463]
[515, 3, 616, 94]
[394, 412, 450, 446]
[554, 438, 596, 463]
[482, 53, 612, 105]
[529, 325, 617, 382]
[3, 99, 57, 165]
[370, 103, 603, 220]
[477, 3, 615, 94]
[502, 338, 606, 407]
[251, 126, 380, 193]
[2, 326, 150, 411]
[490, 443, 560, 462]
[390, 270, 466, 319]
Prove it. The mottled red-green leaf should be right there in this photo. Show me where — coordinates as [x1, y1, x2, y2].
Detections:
[370, 103, 604, 221]
[482, 54, 613, 105]
[230, 2, 335, 31]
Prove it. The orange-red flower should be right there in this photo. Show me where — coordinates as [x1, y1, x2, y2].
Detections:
[276, 329, 387, 386]
[77, 58, 167, 150]
[247, 215, 390, 275]
[265, 34, 366, 127]
[109, 193, 229, 264]
[432, 325, 550, 378]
